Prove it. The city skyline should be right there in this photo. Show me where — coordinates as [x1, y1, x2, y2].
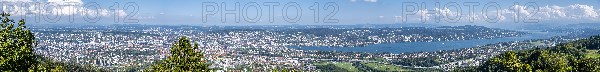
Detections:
[1, 0, 600, 71]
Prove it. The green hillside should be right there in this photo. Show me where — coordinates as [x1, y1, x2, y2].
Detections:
[475, 35, 600, 71]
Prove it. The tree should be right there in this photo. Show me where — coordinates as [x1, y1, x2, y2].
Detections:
[0, 13, 103, 71]
[475, 35, 600, 71]
[147, 36, 210, 71]
[480, 51, 532, 72]
[30, 55, 64, 72]
[0, 13, 37, 71]
[576, 58, 600, 72]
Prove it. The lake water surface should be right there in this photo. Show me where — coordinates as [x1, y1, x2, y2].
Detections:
[289, 30, 565, 54]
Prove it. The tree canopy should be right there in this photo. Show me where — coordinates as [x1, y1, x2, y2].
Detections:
[147, 36, 211, 71]
[0, 13, 107, 72]
[0, 13, 37, 71]
[477, 35, 600, 72]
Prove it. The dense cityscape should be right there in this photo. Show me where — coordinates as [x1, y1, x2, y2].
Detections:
[27, 24, 598, 71]
[2, 0, 600, 71]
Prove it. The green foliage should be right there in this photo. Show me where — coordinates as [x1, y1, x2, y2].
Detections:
[0, 13, 37, 71]
[478, 35, 600, 72]
[147, 36, 211, 71]
[0, 13, 105, 71]
[313, 62, 350, 72]
[271, 68, 300, 72]
[576, 58, 600, 72]
[579, 35, 600, 49]
[29, 55, 64, 72]
[480, 51, 532, 72]
[353, 62, 415, 72]
[30, 55, 109, 71]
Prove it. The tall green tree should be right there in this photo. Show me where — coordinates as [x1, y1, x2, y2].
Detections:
[147, 36, 210, 71]
[480, 51, 532, 72]
[0, 13, 37, 71]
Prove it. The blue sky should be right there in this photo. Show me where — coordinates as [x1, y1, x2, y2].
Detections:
[1, 0, 600, 26]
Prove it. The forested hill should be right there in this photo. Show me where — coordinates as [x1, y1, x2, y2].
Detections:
[470, 35, 600, 71]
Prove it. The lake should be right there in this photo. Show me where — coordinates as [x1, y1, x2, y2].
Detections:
[289, 30, 565, 54]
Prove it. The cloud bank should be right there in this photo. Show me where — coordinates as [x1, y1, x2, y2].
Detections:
[400, 4, 600, 23]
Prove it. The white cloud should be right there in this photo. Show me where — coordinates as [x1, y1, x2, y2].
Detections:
[0, 0, 31, 2]
[415, 9, 430, 21]
[566, 4, 599, 18]
[364, 0, 377, 3]
[500, 4, 599, 21]
[401, 4, 600, 23]
[1, 0, 127, 19]
[481, 10, 506, 22]
[537, 5, 566, 19]
[47, 0, 83, 4]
